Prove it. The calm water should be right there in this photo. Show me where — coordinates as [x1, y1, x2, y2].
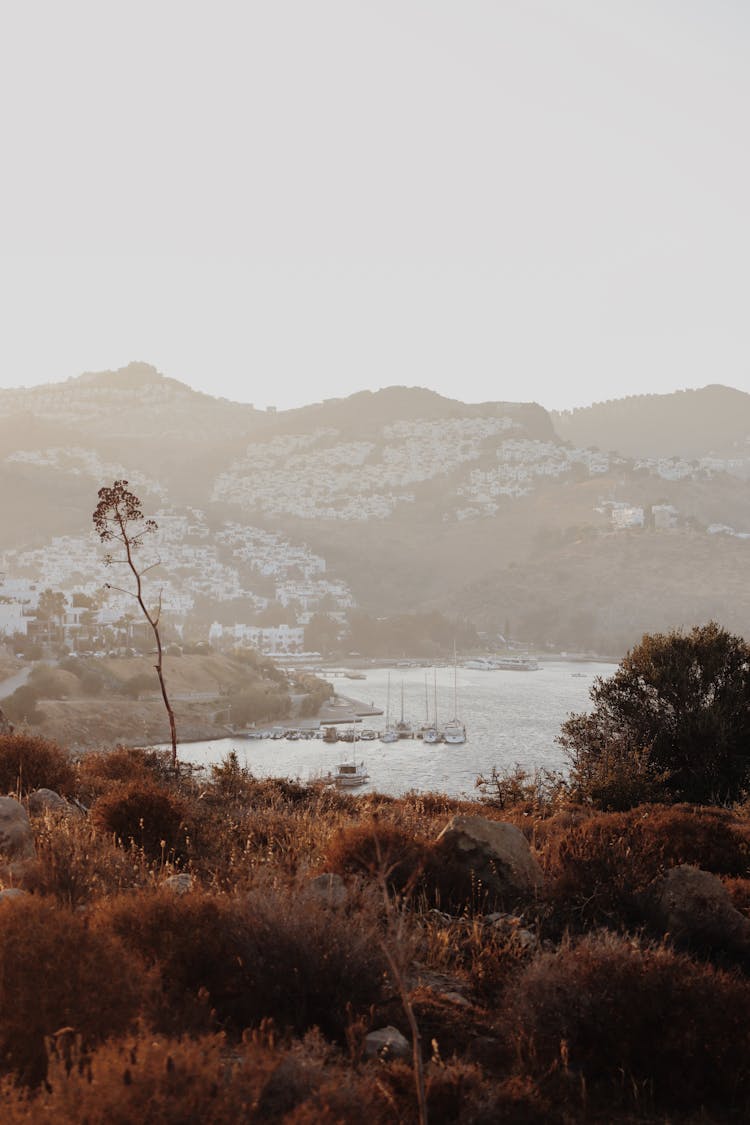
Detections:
[173, 661, 611, 798]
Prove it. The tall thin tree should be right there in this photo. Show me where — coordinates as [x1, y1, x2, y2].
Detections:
[93, 480, 178, 769]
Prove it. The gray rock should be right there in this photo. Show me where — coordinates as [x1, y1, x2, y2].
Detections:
[163, 873, 194, 895]
[435, 815, 544, 898]
[28, 789, 79, 817]
[307, 872, 348, 907]
[364, 1026, 411, 1061]
[484, 912, 540, 951]
[0, 797, 35, 862]
[0, 887, 28, 902]
[651, 864, 750, 952]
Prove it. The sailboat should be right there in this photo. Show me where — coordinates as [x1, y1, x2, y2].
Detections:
[395, 681, 414, 739]
[422, 667, 442, 744]
[381, 672, 398, 742]
[442, 645, 467, 744]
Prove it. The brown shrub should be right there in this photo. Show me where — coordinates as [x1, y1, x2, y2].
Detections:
[0, 897, 146, 1084]
[323, 819, 431, 895]
[323, 818, 525, 912]
[101, 885, 386, 1040]
[0, 733, 75, 798]
[724, 876, 750, 916]
[504, 932, 750, 1115]
[539, 803, 750, 928]
[91, 781, 191, 861]
[25, 813, 148, 906]
[77, 745, 170, 802]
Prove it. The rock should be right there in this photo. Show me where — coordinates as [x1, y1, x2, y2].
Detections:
[163, 873, 194, 895]
[28, 789, 79, 817]
[650, 865, 750, 952]
[307, 872, 348, 907]
[0, 888, 28, 902]
[0, 797, 35, 862]
[484, 912, 540, 952]
[364, 1026, 411, 1061]
[435, 815, 544, 898]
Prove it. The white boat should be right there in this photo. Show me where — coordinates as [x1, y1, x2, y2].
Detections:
[464, 656, 539, 672]
[331, 761, 370, 788]
[442, 719, 466, 744]
[395, 682, 414, 739]
[442, 645, 467, 744]
[381, 672, 399, 742]
[421, 667, 442, 744]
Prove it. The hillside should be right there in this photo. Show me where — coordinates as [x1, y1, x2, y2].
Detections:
[553, 384, 750, 463]
[2, 364, 750, 655]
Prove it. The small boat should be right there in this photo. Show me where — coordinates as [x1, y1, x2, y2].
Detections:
[381, 672, 399, 742]
[442, 719, 466, 744]
[442, 644, 467, 744]
[331, 761, 370, 788]
[344, 671, 366, 680]
[395, 682, 414, 739]
[421, 667, 442, 745]
[359, 728, 378, 740]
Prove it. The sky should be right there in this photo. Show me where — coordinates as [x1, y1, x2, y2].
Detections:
[0, 0, 748, 411]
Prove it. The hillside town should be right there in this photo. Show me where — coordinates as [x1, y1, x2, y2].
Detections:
[0, 513, 354, 656]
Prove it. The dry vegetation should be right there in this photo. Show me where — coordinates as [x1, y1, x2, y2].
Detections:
[0, 732, 748, 1121]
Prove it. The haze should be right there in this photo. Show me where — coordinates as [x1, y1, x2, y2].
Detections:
[1, 0, 748, 410]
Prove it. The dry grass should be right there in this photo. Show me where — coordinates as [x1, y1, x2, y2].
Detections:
[0, 740, 749, 1120]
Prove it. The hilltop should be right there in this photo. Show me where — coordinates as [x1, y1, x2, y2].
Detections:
[553, 384, 750, 464]
[2, 364, 750, 655]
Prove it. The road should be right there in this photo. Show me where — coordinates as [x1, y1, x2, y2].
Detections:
[0, 666, 30, 701]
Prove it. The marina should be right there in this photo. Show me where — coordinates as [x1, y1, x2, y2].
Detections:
[171, 660, 610, 798]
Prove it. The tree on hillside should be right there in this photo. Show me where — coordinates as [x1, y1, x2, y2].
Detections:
[35, 589, 67, 622]
[559, 622, 750, 807]
[93, 481, 178, 769]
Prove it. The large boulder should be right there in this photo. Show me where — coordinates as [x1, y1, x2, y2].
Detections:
[435, 815, 544, 899]
[364, 1026, 411, 1061]
[28, 789, 80, 817]
[650, 864, 750, 953]
[0, 797, 35, 862]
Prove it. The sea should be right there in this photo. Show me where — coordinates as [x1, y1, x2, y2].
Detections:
[172, 660, 613, 799]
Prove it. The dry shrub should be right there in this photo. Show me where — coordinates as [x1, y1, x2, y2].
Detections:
[724, 876, 750, 916]
[505, 932, 750, 1115]
[539, 803, 750, 928]
[421, 914, 536, 1004]
[0, 733, 74, 797]
[323, 819, 431, 895]
[0, 897, 146, 1084]
[25, 813, 148, 906]
[323, 819, 524, 912]
[0, 1031, 510, 1125]
[91, 781, 191, 861]
[0, 1031, 280, 1124]
[101, 885, 386, 1039]
[77, 745, 170, 802]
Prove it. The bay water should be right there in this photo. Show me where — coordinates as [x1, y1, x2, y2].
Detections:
[173, 660, 611, 798]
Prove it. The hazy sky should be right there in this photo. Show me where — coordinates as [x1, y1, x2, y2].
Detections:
[1, 1, 748, 410]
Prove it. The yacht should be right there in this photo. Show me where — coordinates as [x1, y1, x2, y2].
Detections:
[442, 645, 467, 744]
[381, 672, 399, 742]
[331, 761, 370, 788]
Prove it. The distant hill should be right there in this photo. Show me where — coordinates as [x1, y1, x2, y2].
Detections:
[3, 364, 750, 655]
[553, 385, 750, 461]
